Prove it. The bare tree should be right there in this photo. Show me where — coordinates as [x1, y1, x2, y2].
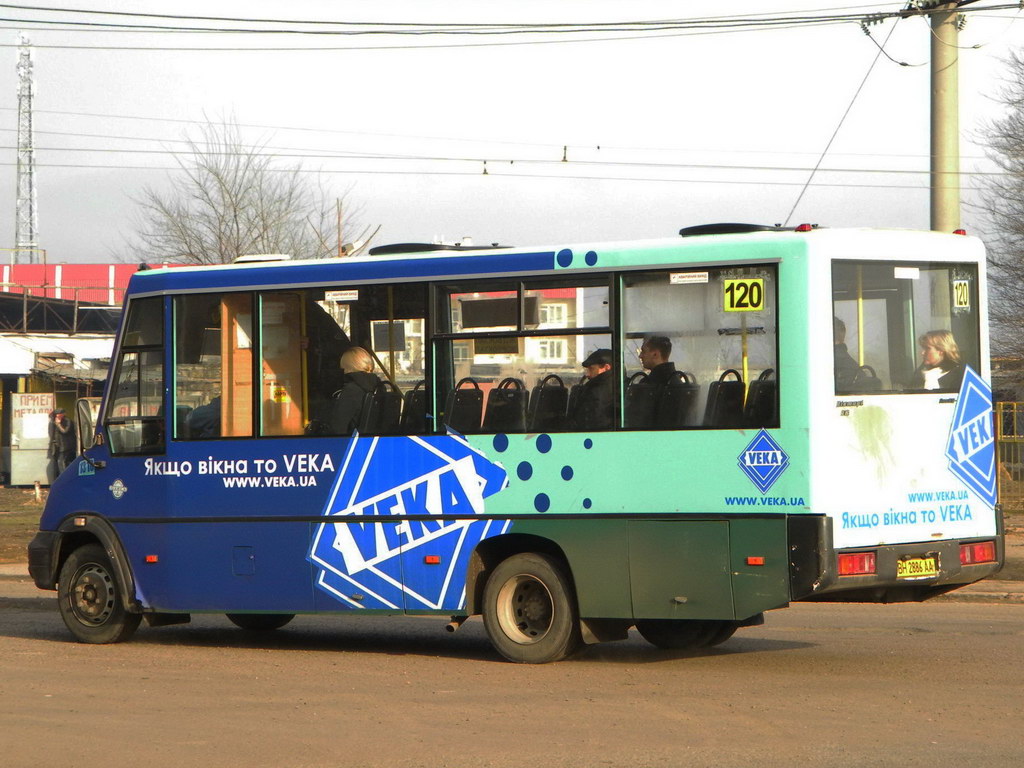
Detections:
[128, 119, 373, 264]
[978, 51, 1024, 359]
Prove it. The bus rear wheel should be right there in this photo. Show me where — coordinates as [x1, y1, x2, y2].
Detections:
[226, 613, 295, 631]
[483, 553, 581, 664]
[635, 619, 737, 650]
[57, 543, 141, 644]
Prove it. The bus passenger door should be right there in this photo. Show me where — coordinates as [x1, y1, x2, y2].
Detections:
[628, 520, 734, 620]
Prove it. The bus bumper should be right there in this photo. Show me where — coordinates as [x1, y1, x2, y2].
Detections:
[27, 530, 60, 590]
[788, 514, 1006, 603]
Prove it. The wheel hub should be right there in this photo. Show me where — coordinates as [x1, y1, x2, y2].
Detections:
[497, 574, 554, 645]
[71, 565, 115, 626]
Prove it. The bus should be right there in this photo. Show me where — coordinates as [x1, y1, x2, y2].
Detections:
[28, 224, 1004, 663]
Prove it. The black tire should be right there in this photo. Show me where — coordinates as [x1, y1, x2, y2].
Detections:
[482, 552, 581, 664]
[635, 618, 719, 650]
[225, 613, 295, 631]
[704, 621, 739, 647]
[57, 543, 141, 644]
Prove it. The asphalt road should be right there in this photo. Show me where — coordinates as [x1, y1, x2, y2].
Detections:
[2, 588, 1022, 768]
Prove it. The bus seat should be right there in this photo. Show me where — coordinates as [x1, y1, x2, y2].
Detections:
[483, 377, 528, 433]
[625, 372, 657, 429]
[854, 365, 883, 392]
[655, 371, 699, 429]
[359, 381, 403, 435]
[743, 368, 778, 428]
[703, 369, 745, 428]
[401, 380, 428, 434]
[566, 374, 586, 419]
[528, 374, 568, 432]
[444, 377, 483, 434]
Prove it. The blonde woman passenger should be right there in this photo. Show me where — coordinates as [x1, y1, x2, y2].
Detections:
[327, 346, 380, 434]
[910, 330, 964, 392]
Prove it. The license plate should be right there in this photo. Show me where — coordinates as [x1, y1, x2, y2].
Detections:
[896, 556, 938, 579]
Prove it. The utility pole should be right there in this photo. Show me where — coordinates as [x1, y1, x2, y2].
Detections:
[14, 33, 39, 264]
[929, 2, 961, 233]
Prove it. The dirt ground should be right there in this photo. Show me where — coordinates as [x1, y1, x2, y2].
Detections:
[2, 601, 1023, 768]
[0, 486, 46, 563]
[2, 485, 1022, 577]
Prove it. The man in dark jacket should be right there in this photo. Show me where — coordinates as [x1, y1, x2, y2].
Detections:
[639, 336, 676, 390]
[47, 408, 77, 476]
[568, 348, 615, 430]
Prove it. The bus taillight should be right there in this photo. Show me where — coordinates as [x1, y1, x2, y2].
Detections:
[960, 541, 996, 565]
[837, 552, 876, 576]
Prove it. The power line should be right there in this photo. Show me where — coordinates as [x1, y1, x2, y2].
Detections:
[784, 15, 900, 225]
[2, 141, 1008, 176]
[0, 159, 982, 190]
[0, 107, 997, 162]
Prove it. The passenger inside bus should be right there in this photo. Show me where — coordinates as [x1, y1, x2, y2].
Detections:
[911, 330, 964, 392]
[638, 336, 676, 392]
[186, 396, 221, 439]
[566, 348, 614, 430]
[833, 317, 860, 391]
[325, 347, 381, 434]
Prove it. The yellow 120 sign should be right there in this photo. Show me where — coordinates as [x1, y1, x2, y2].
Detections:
[723, 278, 765, 312]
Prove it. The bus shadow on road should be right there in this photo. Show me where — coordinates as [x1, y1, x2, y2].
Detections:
[0, 611, 814, 662]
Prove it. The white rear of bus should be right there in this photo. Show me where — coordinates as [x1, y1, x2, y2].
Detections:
[806, 230, 999, 588]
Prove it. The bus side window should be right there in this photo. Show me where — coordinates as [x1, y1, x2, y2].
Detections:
[173, 293, 254, 440]
[303, 284, 428, 436]
[621, 266, 778, 430]
[105, 296, 166, 455]
[260, 293, 305, 436]
[434, 280, 613, 434]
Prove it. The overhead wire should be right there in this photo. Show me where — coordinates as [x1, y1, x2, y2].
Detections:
[783, 16, 901, 225]
[0, 160, 985, 191]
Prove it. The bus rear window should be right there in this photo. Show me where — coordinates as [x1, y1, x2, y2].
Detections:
[832, 261, 979, 394]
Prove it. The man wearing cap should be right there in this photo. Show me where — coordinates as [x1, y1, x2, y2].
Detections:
[568, 348, 615, 430]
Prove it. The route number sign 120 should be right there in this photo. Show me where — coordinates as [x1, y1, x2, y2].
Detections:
[723, 278, 765, 312]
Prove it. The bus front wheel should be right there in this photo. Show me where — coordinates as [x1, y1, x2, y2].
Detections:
[57, 543, 141, 644]
[226, 613, 295, 631]
[482, 552, 581, 664]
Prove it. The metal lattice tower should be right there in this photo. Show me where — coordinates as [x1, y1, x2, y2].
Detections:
[15, 34, 38, 264]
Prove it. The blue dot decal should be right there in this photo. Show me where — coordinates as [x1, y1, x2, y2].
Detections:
[536, 434, 552, 453]
[561, 465, 574, 481]
[585, 250, 598, 266]
[583, 438, 593, 449]
[517, 462, 533, 481]
[492, 434, 509, 452]
[556, 249, 573, 268]
[583, 498, 592, 509]
[534, 493, 550, 512]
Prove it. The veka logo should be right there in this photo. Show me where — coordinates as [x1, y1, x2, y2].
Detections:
[945, 366, 996, 508]
[309, 433, 509, 611]
[738, 430, 790, 494]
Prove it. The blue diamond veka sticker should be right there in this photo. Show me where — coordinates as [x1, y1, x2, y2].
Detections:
[738, 430, 790, 494]
[945, 366, 996, 509]
[309, 432, 509, 611]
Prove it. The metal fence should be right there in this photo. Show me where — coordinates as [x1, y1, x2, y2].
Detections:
[997, 402, 1024, 512]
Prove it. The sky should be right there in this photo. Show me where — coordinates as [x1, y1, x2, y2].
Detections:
[1, 0, 1023, 264]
